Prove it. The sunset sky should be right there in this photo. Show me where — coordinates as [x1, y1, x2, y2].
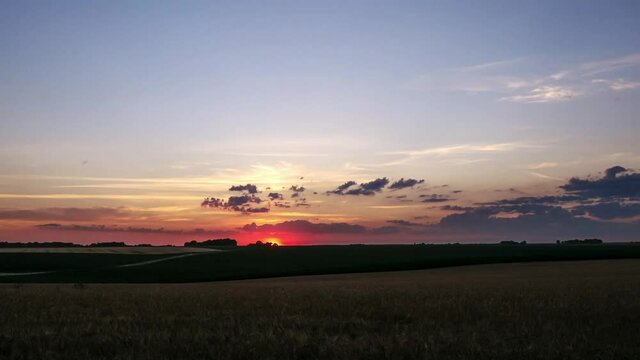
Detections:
[1, 1, 639, 245]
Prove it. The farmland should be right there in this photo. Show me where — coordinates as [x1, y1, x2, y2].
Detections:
[1, 243, 640, 283]
[1, 259, 639, 359]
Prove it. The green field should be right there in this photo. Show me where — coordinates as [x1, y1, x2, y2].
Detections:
[1, 259, 638, 359]
[1, 244, 640, 283]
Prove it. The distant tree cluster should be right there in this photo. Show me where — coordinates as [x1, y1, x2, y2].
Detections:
[247, 240, 279, 247]
[499, 240, 528, 245]
[184, 238, 237, 247]
[88, 242, 127, 247]
[556, 238, 603, 245]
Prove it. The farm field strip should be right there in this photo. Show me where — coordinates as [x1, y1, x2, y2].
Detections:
[2, 244, 640, 283]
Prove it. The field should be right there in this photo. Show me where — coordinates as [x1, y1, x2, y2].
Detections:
[1, 244, 640, 283]
[1, 259, 639, 359]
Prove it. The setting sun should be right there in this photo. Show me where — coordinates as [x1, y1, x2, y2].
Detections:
[262, 237, 283, 246]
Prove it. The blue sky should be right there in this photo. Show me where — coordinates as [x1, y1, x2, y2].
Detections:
[0, 1, 639, 244]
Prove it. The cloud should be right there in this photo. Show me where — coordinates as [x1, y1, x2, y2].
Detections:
[229, 184, 258, 194]
[240, 220, 366, 234]
[328, 178, 389, 196]
[523, 162, 558, 170]
[436, 205, 640, 241]
[500, 86, 575, 103]
[420, 194, 450, 203]
[289, 185, 305, 193]
[440, 205, 474, 212]
[202, 194, 268, 214]
[453, 58, 524, 73]
[593, 78, 640, 91]
[481, 195, 583, 206]
[0, 207, 130, 221]
[327, 181, 357, 195]
[446, 53, 640, 103]
[386, 220, 425, 227]
[383, 142, 533, 166]
[388, 178, 425, 190]
[560, 166, 640, 200]
[36, 223, 233, 236]
[572, 202, 640, 220]
[267, 192, 284, 200]
[580, 53, 640, 76]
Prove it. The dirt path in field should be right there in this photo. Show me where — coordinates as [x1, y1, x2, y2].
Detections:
[0, 271, 50, 277]
[115, 252, 208, 268]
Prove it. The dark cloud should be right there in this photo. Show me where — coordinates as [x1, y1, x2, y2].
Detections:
[440, 205, 474, 211]
[227, 195, 260, 207]
[572, 202, 640, 220]
[267, 192, 284, 201]
[229, 184, 258, 194]
[360, 177, 389, 191]
[482, 195, 583, 206]
[289, 185, 306, 193]
[420, 194, 450, 203]
[272, 202, 291, 208]
[605, 165, 628, 179]
[202, 195, 267, 214]
[241, 207, 270, 213]
[241, 220, 366, 234]
[436, 205, 640, 241]
[0, 207, 130, 221]
[560, 165, 640, 200]
[327, 181, 357, 195]
[386, 220, 424, 227]
[388, 178, 424, 190]
[329, 178, 390, 196]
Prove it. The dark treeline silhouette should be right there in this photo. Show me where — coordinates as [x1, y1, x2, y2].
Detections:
[557, 238, 604, 245]
[499, 240, 528, 245]
[184, 238, 237, 247]
[88, 242, 127, 247]
[247, 240, 279, 247]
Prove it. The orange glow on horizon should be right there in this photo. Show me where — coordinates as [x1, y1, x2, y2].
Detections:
[262, 237, 283, 246]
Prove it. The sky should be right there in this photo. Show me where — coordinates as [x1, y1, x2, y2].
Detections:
[1, 1, 639, 245]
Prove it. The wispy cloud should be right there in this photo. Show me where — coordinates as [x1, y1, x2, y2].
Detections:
[593, 78, 640, 91]
[453, 58, 524, 73]
[438, 53, 640, 103]
[529, 172, 564, 181]
[522, 162, 558, 170]
[580, 53, 640, 76]
[381, 142, 536, 166]
[500, 86, 576, 103]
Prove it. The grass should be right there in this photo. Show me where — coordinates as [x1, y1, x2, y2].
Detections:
[2, 243, 640, 283]
[0, 253, 175, 273]
[0, 259, 638, 359]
